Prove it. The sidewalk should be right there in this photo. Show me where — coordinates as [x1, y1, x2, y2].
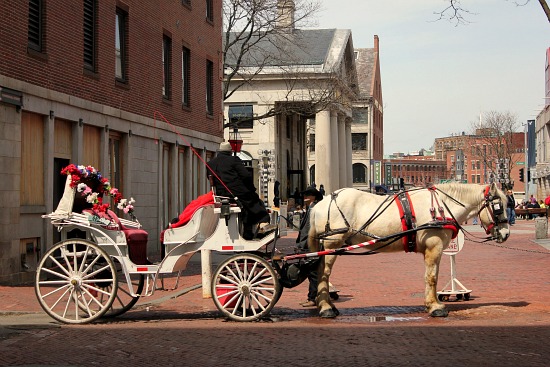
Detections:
[1, 220, 549, 326]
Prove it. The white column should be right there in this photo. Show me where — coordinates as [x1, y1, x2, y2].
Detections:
[345, 119, 353, 187]
[315, 110, 331, 192]
[330, 109, 339, 191]
[338, 114, 347, 188]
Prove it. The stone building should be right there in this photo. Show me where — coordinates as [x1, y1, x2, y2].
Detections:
[0, 0, 223, 284]
[224, 3, 359, 204]
[351, 38, 384, 191]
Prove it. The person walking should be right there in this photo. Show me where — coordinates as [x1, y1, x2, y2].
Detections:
[506, 189, 516, 225]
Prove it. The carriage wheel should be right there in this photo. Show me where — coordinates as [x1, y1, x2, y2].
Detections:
[35, 239, 117, 324]
[437, 294, 449, 302]
[211, 253, 281, 322]
[100, 259, 144, 318]
[464, 293, 471, 301]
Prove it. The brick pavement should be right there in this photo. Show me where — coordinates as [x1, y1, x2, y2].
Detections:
[1, 219, 549, 366]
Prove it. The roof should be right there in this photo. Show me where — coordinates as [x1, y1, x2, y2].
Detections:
[355, 48, 376, 99]
[225, 29, 338, 68]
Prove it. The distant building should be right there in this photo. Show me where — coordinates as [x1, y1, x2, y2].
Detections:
[434, 131, 525, 190]
[351, 38, 384, 191]
[384, 153, 447, 189]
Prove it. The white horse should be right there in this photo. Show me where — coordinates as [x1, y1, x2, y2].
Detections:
[307, 182, 510, 318]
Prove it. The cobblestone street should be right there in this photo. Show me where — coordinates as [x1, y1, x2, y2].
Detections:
[1, 221, 549, 366]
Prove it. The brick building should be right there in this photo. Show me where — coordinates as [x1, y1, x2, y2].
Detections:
[384, 153, 447, 189]
[0, 0, 223, 284]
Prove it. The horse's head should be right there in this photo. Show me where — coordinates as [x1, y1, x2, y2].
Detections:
[478, 182, 510, 243]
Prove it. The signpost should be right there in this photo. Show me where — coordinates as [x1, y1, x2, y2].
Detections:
[437, 230, 472, 301]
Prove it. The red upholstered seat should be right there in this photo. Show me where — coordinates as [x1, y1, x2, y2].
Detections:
[83, 209, 149, 265]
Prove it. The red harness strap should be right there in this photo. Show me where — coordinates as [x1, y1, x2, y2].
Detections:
[394, 192, 417, 252]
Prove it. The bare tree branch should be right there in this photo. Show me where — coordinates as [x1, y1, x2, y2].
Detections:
[469, 111, 523, 189]
[223, 0, 358, 127]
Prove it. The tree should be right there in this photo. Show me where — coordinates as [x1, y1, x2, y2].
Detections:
[469, 111, 523, 189]
[435, 0, 550, 25]
[223, 0, 358, 127]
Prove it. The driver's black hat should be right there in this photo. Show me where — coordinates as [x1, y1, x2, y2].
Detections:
[301, 186, 323, 201]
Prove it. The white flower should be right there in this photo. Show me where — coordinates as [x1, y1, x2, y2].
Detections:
[77, 183, 87, 192]
[86, 192, 99, 203]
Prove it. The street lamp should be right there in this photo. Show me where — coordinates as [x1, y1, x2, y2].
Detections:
[258, 149, 276, 208]
[228, 128, 243, 156]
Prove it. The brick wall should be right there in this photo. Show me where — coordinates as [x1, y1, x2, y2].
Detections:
[0, 0, 223, 135]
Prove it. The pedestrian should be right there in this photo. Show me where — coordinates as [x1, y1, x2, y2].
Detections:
[506, 189, 516, 225]
[319, 184, 325, 196]
[295, 185, 324, 307]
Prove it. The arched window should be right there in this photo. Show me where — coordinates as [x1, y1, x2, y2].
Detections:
[352, 163, 367, 183]
[309, 165, 315, 185]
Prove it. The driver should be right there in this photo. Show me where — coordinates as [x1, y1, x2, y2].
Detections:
[207, 142, 270, 240]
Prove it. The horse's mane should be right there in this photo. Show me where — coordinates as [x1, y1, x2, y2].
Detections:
[433, 182, 505, 209]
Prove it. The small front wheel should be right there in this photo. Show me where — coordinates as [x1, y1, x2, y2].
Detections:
[35, 239, 117, 324]
[211, 253, 281, 321]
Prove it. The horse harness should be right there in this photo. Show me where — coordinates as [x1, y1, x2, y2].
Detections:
[321, 187, 461, 253]
[478, 185, 507, 235]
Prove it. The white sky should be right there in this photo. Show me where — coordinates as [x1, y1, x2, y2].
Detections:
[313, 0, 549, 155]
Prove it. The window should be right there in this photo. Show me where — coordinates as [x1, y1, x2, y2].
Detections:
[108, 133, 123, 212]
[182, 47, 190, 107]
[21, 111, 44, 205]
[352, 133, 367, 151]
[206, 0, 214, 22]
[182, 0, 191, 6]
[162, 34, 172, 99]
[352, 108, 368, 124]
[309, 134, 315, 152]
[206, 59, 214, 115]
[286, 115, 291, 139]
[352, 163, 367, 183]
[228, 105, 253, 129]
[28, 0, 43, 52]
[115, 7, 128, 82]
[83, 0, 97, 71]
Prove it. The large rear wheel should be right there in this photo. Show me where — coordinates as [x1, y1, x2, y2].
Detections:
[35, 239, 117, 324]
[211, 253, 281, 321]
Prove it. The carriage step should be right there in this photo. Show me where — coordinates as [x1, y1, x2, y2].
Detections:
[258, 223, 277, 234]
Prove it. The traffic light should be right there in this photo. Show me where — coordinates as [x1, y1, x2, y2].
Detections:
[519, 168, 524, 182]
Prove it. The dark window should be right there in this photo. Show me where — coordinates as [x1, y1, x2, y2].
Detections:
[352, 133, 367, 151]
[309, 134, 315, 152]
[28, 0, 43, 51]
[286, 116, 291, 139]
[206, 0, 214, 22]
[352, 108, 368, 124]
[182, 0, 191, 5]
[162, 34, 172, 99]
[115, 7, 128, 82]
[83, 0, 97, 71]
[352, 163, 366, 183]
[182, 47, 190, 107]
[206, 59, 214, 115]
[228, 105, 253, 129]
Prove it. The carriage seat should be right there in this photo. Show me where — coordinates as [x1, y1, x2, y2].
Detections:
[83, 209, 149, 265]
[160, 191, 215, 243]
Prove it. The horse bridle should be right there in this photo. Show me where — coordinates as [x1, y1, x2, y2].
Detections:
[478, 186, 507, 237]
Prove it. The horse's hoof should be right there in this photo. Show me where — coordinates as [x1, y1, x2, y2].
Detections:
[430, 308, 449, 317]
[319, 308, 337, 318]
[331, 306, 340, 316]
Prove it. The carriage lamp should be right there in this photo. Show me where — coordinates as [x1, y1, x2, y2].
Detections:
[228, 128, 243, 154]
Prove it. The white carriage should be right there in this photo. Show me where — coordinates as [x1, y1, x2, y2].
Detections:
[36, 167, 283, 324]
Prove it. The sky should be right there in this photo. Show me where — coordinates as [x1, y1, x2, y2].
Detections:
[312, 0, 549, 155]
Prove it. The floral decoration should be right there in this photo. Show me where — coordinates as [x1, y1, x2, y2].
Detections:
[61, 164, 135, 218]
